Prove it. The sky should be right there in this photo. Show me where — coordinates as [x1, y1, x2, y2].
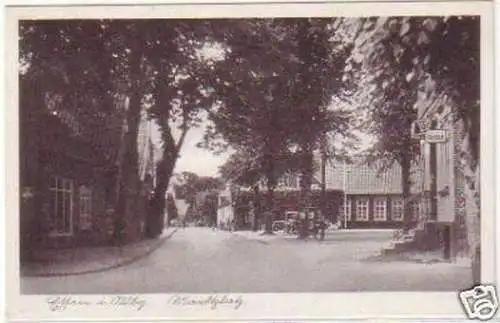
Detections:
[173, 125, 231, 178]
[148, 39, 377, 179]
[147, 93, 377, 179]
[150, 119, 231, 178]
[150, 118, 376, 179]
[170, 41, 230, 178]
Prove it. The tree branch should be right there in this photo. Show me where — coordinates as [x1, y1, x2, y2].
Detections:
[174, 109, 190, 155]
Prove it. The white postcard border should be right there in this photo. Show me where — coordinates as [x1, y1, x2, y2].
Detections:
[5, 1, 496, 321]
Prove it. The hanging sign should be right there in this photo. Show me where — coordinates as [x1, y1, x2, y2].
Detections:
[425, 130, 447, 143]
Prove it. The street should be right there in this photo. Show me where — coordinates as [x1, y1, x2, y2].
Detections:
[21, 227, 472, 294]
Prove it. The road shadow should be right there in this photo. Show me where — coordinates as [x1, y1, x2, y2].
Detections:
[362, 251, 453, 264]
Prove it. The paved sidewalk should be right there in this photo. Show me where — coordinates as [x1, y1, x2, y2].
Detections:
[21, 228, 178, 277]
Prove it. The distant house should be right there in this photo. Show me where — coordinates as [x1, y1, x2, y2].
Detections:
[217, 184, 235, 230]
[165, 185, 190, 225]
[194, 190, 218, 226]
[225, 157, 426, 230]
[20, 80, 157, 255]
[323, 160, 426, 229]
[175, 199, 190, 221]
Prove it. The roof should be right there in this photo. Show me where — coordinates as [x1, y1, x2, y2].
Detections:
[318, 161, 424, 195]
[237, 160, 425, 195]
[21, 77, 124, 167]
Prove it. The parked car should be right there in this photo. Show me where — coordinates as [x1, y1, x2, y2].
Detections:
[284, 211, 299, 234]
[329, 220, 341, 230]
[170, 218, 181, 227]
[272, 220, 286, 232]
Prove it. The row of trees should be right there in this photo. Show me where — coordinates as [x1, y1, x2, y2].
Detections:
[210, 17, 479, 242]
[20, 20, 225, 239]
[205, 19, 356, 237]
[173, 171, 222, 225]
[21, 19, 348, 238]
[336, 17, 480, 235]
[20, 17, 479, 246]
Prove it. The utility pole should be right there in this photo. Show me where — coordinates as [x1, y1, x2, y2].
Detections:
[428, 119, 451, 260]
[429, 120, 438, 222]
[343, 160, 348, 229]
[320, 143, 327, 222]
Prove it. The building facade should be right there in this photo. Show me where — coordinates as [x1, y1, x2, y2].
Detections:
[20, 85, 157, 256]
[20, 111, 119, 252]
[321, 161, 426, 229]
[413, 91, 472, 258]
[220, 160, 426, 230]
[217, 184, 235, 230]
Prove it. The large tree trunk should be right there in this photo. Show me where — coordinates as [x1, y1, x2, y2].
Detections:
[263, 139, 277, 234]
[115, 91, 142, 245]
[146, 79, 189, 237]
[298, 150, 314, 239]
[146, 155, 175, 238]
[465, 112, 480, 284]
[320, 150, 327, 221]
[460, 128, 481, 284]
[466, 165, 480, 284]
[401, 150, 412, 233]
[252, 184, 261, 231]
[146, 116, 184, 238]
[264, 184, 275, 234]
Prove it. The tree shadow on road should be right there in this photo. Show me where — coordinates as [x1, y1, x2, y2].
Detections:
[363, 251, 452, 264]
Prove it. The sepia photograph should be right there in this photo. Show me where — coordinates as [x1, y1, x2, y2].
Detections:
[5, 1, 496, 321]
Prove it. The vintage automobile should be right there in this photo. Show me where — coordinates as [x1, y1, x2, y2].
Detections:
[271, 220, 286, 232]
[284, 211, 300, 234]
[270, 211, 299, 233]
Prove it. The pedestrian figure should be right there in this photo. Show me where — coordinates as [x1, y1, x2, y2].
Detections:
[311, 217, 319, 239]
[182, 217, 186, 229]
[298, 210, 309, 239]
[318, 216, 326, 241]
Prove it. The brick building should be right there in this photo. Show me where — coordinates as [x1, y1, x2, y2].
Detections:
[412, 91, 473, 259]
[20, 79, 157, 257]
[325, 161, 425, 229]
[224, 159, 426, 230]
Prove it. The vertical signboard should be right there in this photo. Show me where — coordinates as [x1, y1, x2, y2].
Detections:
[436, 130, 454, 223]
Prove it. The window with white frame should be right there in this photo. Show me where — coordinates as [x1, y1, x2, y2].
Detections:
[281, 173, 298, 189]
[79, 186, 92, 230]
[49, 177, 74, 235]
[373, 198, 387, 221]
[391, 197, 404, 221]
[356, 198, 369, 221]
[411, 200, 421, 220]
[422, 196, 431, 218]
[339, 198, 352, 221]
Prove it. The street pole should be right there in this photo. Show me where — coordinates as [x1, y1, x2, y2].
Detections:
[429, 121, 438, 222]
[343, 160, 347, 229]
[321, 147, 327, 222]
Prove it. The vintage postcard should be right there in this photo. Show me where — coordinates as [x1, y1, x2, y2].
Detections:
[4, 0, 496, 321]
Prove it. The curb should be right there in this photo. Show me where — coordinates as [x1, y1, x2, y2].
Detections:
[364, 251, 452, 264]
[22, 228, 179, 278]
[230, 231, 273, 245]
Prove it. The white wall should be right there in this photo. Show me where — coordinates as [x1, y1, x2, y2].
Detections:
[217, 184, 234, 228]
